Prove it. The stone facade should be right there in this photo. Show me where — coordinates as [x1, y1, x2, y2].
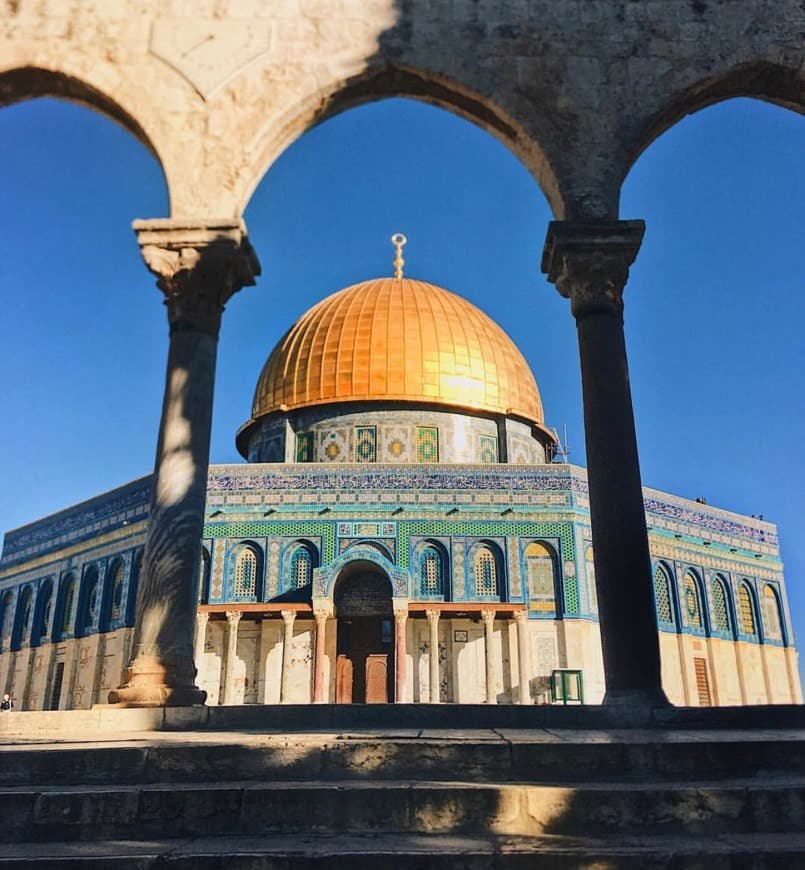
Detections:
[1, 2, 800, 221]
[1, 463, 798, 709]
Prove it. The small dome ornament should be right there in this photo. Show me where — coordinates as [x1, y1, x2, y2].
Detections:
[391, 232, 407, 279]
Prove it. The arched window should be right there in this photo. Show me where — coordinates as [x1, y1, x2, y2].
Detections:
[14, 586, 33, 648]
[59, 575, 75, 636]
[524, 542, 557, 615]
[78, 565, 100, 636]
[683, 571, 703, 629]
[107, 560, 125, 623]
[474, 546, 498, 597]
[290, 546, 313, 589]
[33, 580, 53, 646]
[0, 591, 13, 650]
[418, 545, 444, 597]
[234, 547, 257, 598]
[739, 583, 758, 637]
[126, 551, 143, 625]
[710, 576, 731, 634]
[198, 547, 211, 604]
[653, 565, 675, 627]
[762, 585, 783, 642]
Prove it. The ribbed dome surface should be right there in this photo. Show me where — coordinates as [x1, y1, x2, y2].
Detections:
[251, 277, 544, 424]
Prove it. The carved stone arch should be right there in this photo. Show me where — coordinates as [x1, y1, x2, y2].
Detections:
[238, 62, 566, 219]
[619, 60, 805, 188]
[315, 546, 409, 601]
[0, 63, 174, 206]
[522, 539, 561, 617]
[467, 538, 506, 602]
[412, 538, 450, 600]
[226, 540, 264, 601]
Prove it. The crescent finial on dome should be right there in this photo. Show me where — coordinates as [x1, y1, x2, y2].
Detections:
[391, 233, 407, 279]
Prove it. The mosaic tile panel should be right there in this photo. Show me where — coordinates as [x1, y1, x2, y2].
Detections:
[479, 435, 498, 464]
[416, 427, 439, 463]
[355, 426, 377, 462]
[205, 521, 337, 564]
[295, 432, 313, 462]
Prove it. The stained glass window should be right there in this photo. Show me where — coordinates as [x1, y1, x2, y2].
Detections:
[475, 547, 497, 596]
[739, 584, 757, 636]
[710, 577, 730, 633]
[525, 542, 555, 614]
[355, 426, 377, 462]
[416, 427, 439, 463]
[479, 435, 498, 464]
[109, 561, 125, 620]
[762, 585, 782, 641]
[295, 432, 314, 463]
[684, 572, 702, 628]
[291, 547, 313, 589]
[61, 577, 75, 634]
[654, 565, 674, 625]
[234, 548, 257, 597]
[420, 547, 443, 595]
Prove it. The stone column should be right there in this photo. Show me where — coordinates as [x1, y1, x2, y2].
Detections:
[111, 220, 260, 707]
[514, 610, 531, 705]
[280, 610, 296, 703]
[313, 609, 328, 703]
[425, 609, 440, 703]
[223, 610, 242, 705]
[193, 612, 209, 675]
[481, 609, 496, 704]
[394, 605, 408, 703]
[542, 221, 667, 709]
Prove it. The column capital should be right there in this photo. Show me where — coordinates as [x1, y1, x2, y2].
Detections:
[513, 609, 528, 624]
[225, 609, 242, 626]
[425, 608, 440, 624]
[196, 611, 210, 625]
[480, 609, 495, 627]
[313, 607, 330, 623]
[134, 218, 261, 336]
[280, 609, 297, 625]
[393, 603, 409, 622]
[541, 220, 645, 319]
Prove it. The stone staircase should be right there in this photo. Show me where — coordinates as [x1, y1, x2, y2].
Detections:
[2, 718, 805, 867]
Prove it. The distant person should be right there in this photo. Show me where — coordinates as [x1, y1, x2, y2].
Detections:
[1, 693, 12, 710]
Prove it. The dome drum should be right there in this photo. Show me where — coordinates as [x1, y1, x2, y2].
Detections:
[239, 402, 553, 465]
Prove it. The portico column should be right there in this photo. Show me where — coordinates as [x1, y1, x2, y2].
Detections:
[223, 610, 242, 705]
[394, 605, 408, 703]
[313, 609, 329, 703]
[481, 609, 496, 704]
[111, 219, 260, 707]
[542, 221, 667, 708]
[425, 609, 440, 703]
[514, 610, 531, 705]
[280, 610, 296, 703]
[193, 611, 209, 676]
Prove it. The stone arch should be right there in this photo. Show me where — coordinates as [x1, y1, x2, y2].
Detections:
[468, 539, 506, 601]
[761, 583, 785, 644]
[682, 569, 706, 632]
[0, 590, 14, 651]
[523, 540, 561, 617]
[412, 539, 449, 600]
[709, 574, 734, 638]
[77, 564, 100, 637]
[0, 64, 172, 206]
[619, 60, 804, 189]
[12, 585, 33, 650]
[32, 578, 54, 647]
[227, 541, 264, 601]
[738, 581, 760, 639]
[315, 546, 408, 600]
[239, 64, 565, 219]
[653, 562, 679, 631]
[333, 559, 395, 620]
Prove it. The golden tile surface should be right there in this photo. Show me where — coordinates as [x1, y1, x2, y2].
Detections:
[251, 277, 545, 423]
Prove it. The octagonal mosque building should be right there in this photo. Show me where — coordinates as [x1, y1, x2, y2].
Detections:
[0, 245, 799, 709]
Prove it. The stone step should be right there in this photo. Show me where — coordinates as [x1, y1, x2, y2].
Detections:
[2, 832, 805, 869]
[2, 777, 805, 843]
[4, 731, 805, 787]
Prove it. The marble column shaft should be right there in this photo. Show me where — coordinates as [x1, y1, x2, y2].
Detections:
[425, 609, 440, 703]
[481, 610, 496, 704]
[313, 611, 328, 703]
[111, 219, 259, 707]
[394, 608, 408, 703]
[223, 610, 242, 705]
[542, 220, 666, 708]
[280, 610, 296, 703]
[193, 612, 209, 677]
[514, 610, 531, 705]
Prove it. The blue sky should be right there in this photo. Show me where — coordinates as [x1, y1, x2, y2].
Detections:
[0, 95, 802, 678]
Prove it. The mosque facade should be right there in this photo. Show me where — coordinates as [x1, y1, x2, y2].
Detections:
[0, 254, 800, 710]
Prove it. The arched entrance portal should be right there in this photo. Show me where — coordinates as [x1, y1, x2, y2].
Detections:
[333, 561, 394, 704]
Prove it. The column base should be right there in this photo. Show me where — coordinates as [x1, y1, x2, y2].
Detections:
[108, 654, 207, 707]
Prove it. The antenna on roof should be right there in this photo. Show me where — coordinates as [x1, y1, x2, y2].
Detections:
[551, 424, 571, 463]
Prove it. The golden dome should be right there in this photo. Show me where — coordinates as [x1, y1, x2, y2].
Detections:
[249, 277, 546, 425]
